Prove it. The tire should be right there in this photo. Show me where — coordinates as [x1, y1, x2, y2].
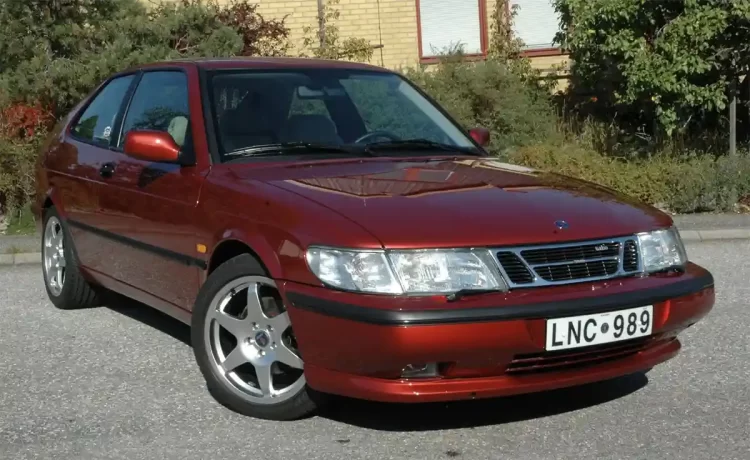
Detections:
[41, 206, 102, 310]
[191, 254, 321, 420]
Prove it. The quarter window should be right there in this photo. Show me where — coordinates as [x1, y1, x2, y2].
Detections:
[118, 71, 191, 148]
[71, 75, 135, 146]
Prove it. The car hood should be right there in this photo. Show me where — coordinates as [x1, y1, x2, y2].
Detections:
[249, 157, 673, 248]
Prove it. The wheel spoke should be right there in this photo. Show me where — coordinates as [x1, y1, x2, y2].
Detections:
[205, 276, 307, 404]
[244, 283, 268, 324]
[212, 310, 248, 338]
[56, 267, 64, 287]
[268, 311, 291, 333]
[53, 228, 63, 247]
[255, 364, 274, 396]
[221, 346, 247, 373]
[275, 343, 303, 369]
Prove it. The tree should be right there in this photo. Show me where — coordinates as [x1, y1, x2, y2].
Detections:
[0, 0, 291, 118]
[554, 0, 750, 137]
[301, 0, 374, 62]
[0, 0, 290, 216]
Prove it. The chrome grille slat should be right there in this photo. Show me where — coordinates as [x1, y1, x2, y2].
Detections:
[530, 256, 619, 268]
[493, 236, 641, 288]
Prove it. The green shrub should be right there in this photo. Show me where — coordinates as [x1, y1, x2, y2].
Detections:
[404, 57, 561, 155]
[0, 128, 47, 217]
[0, 0, 289, 119]
[0, 0, 291, 219]
[508, 143, 750, 214]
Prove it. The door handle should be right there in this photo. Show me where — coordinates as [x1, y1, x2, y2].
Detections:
[99, 162, 116, 178]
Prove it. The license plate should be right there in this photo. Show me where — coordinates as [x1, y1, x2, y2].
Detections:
[545, 305, 653, 351]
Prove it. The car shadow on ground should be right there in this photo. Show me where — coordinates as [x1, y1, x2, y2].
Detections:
[103, 292, 650, 431]
[318, 372, 648, 431]
[104, 292, 192, 345]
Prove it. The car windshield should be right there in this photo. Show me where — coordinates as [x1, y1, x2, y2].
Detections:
[207, 68, 482, 161]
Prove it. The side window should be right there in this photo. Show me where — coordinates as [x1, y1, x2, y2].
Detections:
[118, 71, 190, 148]
[71, 75, 135, 146]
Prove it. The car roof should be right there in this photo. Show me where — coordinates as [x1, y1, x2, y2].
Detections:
[129, 56, 394, 73]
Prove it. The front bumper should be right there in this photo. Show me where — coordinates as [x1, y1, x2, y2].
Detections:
[282, 262, 714, 403]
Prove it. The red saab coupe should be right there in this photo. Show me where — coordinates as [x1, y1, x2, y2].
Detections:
[33, 57, 714, 420]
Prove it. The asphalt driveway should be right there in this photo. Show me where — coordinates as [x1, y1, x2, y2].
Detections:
[0, 240, 747, 460]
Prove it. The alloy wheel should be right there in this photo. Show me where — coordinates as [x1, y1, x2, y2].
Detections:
[204, 276, 305, 405]
[43, 216, 66, 296]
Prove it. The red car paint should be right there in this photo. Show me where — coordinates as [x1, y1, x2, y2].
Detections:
[34, 58, 714, 404]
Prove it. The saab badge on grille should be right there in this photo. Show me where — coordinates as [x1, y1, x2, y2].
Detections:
[595, 244, 608, 251]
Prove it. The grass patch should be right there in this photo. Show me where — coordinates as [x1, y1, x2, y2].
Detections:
[4, 205, 36, 235]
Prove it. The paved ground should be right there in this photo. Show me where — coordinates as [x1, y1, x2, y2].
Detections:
[0, 234, 37, 254]
[1, 240, 748, 460]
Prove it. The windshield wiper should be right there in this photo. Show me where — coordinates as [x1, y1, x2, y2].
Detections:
[225, 142, 374, 158]
[364, 139, 481, 155]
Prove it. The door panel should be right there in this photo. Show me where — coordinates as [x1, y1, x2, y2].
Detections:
[48, 74, 137, 271]
[97, 159, 202, 308]
[96, 70, 203, 309]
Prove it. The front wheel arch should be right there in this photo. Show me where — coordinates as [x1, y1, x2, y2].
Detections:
[191, 253, 322, 420]
[207, 239, 270, 276]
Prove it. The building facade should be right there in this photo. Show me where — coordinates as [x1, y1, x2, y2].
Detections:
[238, 0, 566, 69]
[208, 1, 567, 82]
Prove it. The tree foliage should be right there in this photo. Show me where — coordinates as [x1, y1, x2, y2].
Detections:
[555, 0, 750, 136]
[301, 0, 374, 62]
[0, 0, 290, 217]
[487, 0, 536, 80]
[0, 0, 290, 118]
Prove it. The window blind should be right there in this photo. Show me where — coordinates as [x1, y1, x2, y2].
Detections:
[511, 0, 561, 50]
[419, 0, 483, 57]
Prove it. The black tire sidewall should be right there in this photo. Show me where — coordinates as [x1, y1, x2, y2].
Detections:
[191, 253, 318, 421]
[41, 207, 70, 306]
[41, 206, 99, 309]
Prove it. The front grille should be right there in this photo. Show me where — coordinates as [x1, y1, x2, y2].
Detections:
[494, 237, 641, 288]
[623, 240, 639, 272]
[505, 337, 664, 375]
[521, 242, 620, 264]
[496, 252, 534, 284]
[534, 259, 619, 282]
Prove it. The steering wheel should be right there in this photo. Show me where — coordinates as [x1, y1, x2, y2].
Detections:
[353, 130, 401, 145]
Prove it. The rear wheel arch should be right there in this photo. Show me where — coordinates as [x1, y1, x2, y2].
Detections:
[39, 189, 65, 218]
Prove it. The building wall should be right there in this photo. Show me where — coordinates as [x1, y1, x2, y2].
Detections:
[253, 0, 422, 70]
[179, 1, 569, 84]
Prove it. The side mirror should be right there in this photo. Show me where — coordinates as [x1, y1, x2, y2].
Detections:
[123, 130, 181, 163]
[469, 127, 490, 147]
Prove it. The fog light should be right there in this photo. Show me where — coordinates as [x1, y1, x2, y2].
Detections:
[401, 363, 439, 378]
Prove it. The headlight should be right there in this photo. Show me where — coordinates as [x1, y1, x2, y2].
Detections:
[637, 227, 688, 272]
[306, 247, 507, 295]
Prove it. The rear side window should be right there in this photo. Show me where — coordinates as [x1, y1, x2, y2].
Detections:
[118, 71, 191, 148]
[71, 75, 135, 146]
